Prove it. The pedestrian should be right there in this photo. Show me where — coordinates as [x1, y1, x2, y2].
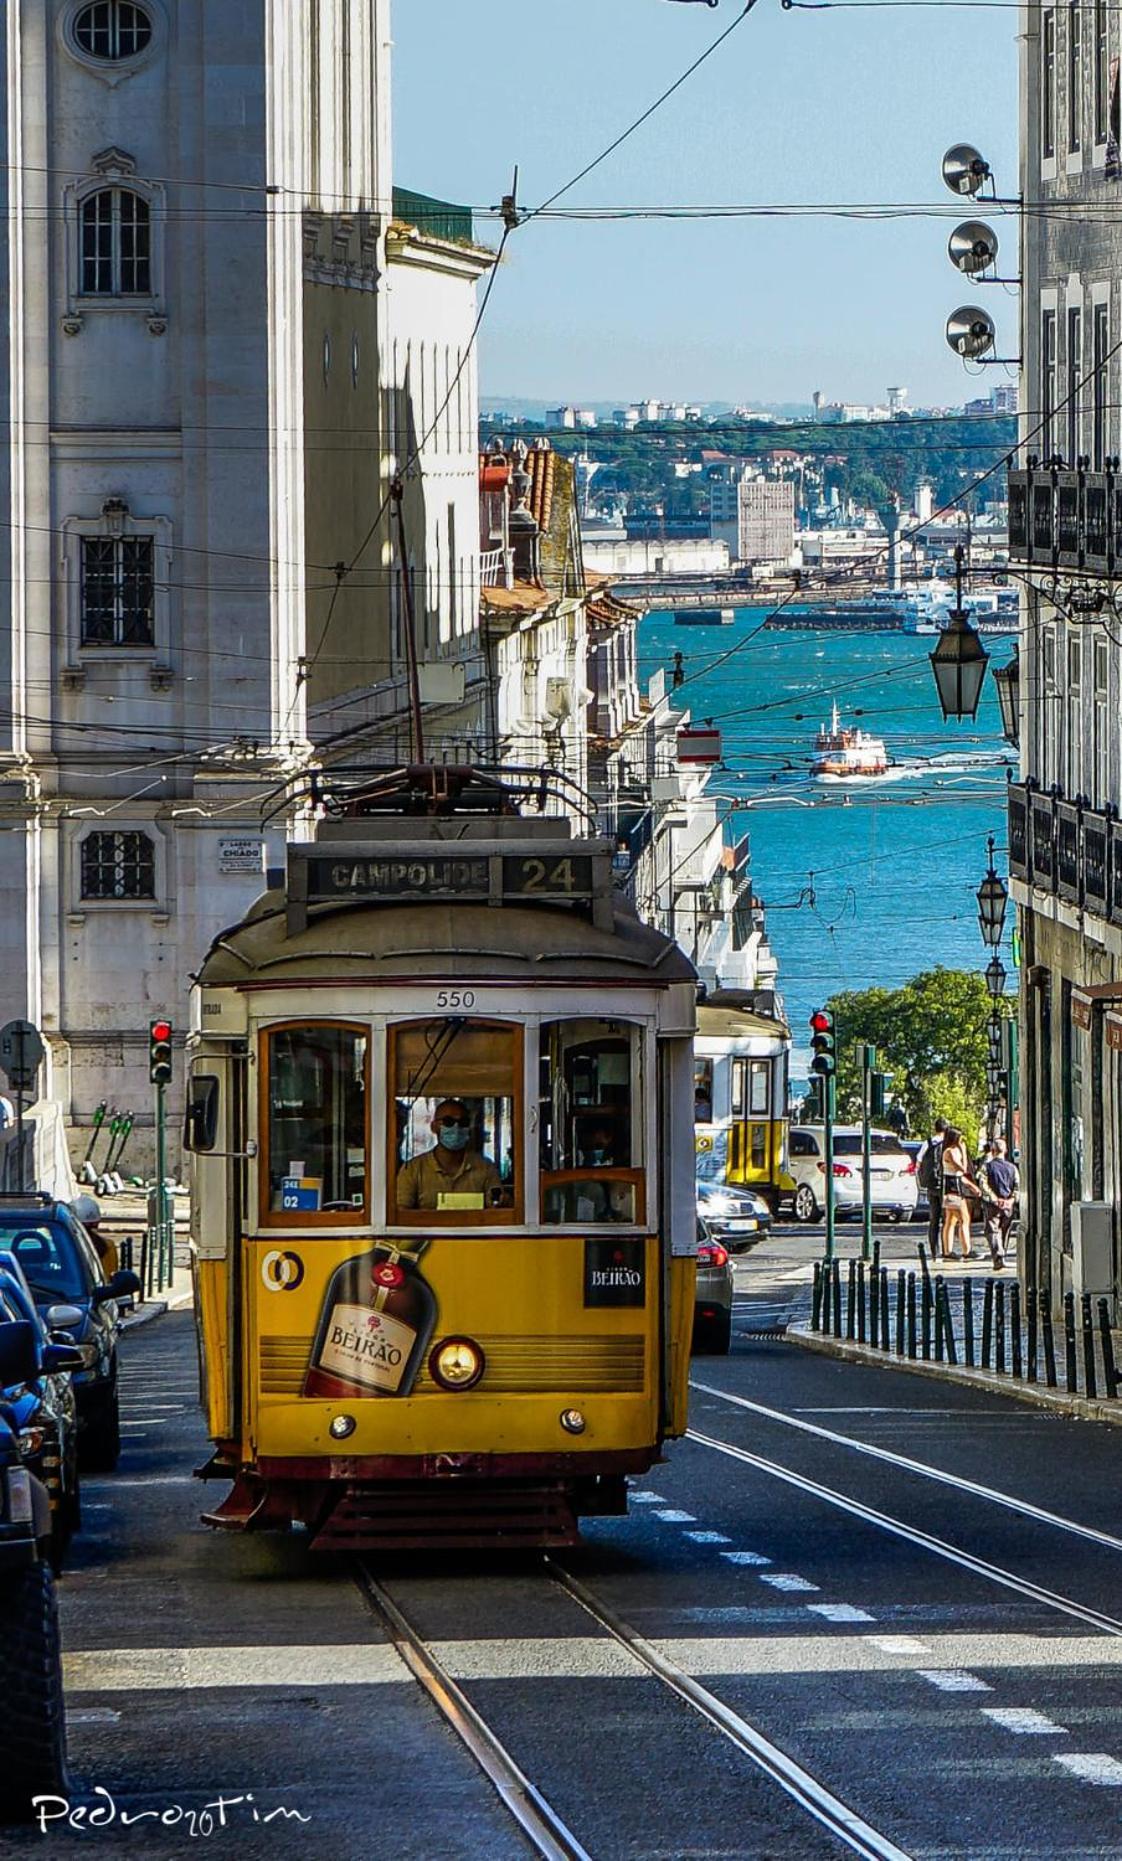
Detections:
[979, 1137, 1019, 1271]
[939, 1126, 981, 1262]
[916, 1116, 947, 1261]
[71, 1193, 119, 1278]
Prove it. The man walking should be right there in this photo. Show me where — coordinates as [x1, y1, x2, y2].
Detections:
[979, 1137, 1019, 1270]
[917, 1117, 947, 1260]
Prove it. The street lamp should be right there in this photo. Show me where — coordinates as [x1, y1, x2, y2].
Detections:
[993, 646, 1020, 747]
[976, 836, 1009, 947]
[930, 546, 990, 720]
[985, 954, 1007, 999]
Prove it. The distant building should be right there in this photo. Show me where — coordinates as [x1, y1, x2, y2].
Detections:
[546, 406, 578, 429]
[738, 480, 796, 565]
[992, 383, 1018, 415]
[888, 386, 908, 416]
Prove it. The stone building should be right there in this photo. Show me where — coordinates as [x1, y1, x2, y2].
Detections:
[0, 1, 491, 1167]
[1007, 0, 1122, 1310]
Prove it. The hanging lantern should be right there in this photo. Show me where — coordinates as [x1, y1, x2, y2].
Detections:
[976, 836, 1009, 947]
[993, 647, 1020, 747]
[931, 611, 990, 720]
[985, 954, 1007, 999]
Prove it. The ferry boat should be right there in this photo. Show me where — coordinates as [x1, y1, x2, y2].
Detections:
[674, 606, 735, 626]
[811, 703, 890, 779]
[900, 585, 1019, 636]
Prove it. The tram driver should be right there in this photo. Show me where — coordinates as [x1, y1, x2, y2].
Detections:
[396, 1098, 505, 1212]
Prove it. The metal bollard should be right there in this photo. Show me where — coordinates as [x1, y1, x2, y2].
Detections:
[812, 1261, 823, 1332]
[880, 1266, 891, 1350]
[1011, 1283, 1023, 1380]
[1041, 1288, 1058, 1388]
[1098, 1299, 1118, 1400]
[832, 1258, 842, 1335]
[981, 1278, 994, 1370]
[995, 1280, 1005, 1375]
[1064, 1291, 1078, 1392]
[941, 1280, 958, 1366]
[963, 1276, 975, 1367]
[857, 1260, 867, 1344]
[1081, 1293, 1097, 1400]
[896, 1269, 906, 1355]
[869, 1254, 879, 1346]
[921, 1270, 932, 1361]
[846, 1260, 857, 1341]
[917, 1240, 931, 1285]
[1026, 1283, 1038, 1383]
[934, 1275, 945, 1362]
[907, 1272, 917, 1359]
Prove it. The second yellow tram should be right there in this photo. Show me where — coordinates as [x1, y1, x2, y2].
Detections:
[693, 994, 793, 1211]
[185, 768, 700, 1549]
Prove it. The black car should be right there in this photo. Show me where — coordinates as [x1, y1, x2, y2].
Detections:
[0, 1197, 139, 1470]
[0, 1318, 81, 1821]
[0, 1262, 81, 1572]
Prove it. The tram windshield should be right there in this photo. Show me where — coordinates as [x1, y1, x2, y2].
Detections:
[539, 1019, 644, 1224]
[389, 1020, 519, 1223]
[264, 1025, 368, 1217]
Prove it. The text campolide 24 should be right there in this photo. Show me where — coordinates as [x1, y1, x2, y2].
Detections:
[185, 765, 699, 1549]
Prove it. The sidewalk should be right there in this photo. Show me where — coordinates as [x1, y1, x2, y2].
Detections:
[791, 1243, 1122, 1428]
[121, 1259, 193, 1330]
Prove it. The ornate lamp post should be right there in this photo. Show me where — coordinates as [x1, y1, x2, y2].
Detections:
[993, 647, 1020, 747]
[985, 953, 1007, 999]
[976, 836, 1009, 947]
[930, 546, 990, 720]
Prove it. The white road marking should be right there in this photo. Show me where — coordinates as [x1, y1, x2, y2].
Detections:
[83, 1476, 193, 1488]
[916, 1670, 992, 1692]
[760, 1574, 820, 1593]
[865, 1637, 932, 1656]
[806, 1604, 875, 1623]
[720, 1551, 772, 1566]
[628, 1492, 666, 1504]
[683, 1531, 733, 1544]
[65, 1644, 408, 1692]
[982, 1707, 1067, 1736]
[68, 1708, 122, 1724]
[1054, 1754, 1122, 1785]
[654, 1509, 697, 1523]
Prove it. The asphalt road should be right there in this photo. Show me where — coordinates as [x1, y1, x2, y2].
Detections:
[7, 1226, 1122, 1861]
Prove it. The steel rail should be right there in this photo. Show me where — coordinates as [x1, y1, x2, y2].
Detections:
[691, 1380, 1122, 1555]
[687, 1428, 1122, 1639]
[545, 1558, 915, 1861]
[354, 1564, 592, 1861]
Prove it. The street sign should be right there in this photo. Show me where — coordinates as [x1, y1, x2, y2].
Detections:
[0, 1019, 44, 1091]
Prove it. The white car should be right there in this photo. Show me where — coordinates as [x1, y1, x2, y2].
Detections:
[786, 1126, 918, 1224]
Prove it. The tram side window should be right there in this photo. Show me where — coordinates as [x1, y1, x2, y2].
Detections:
[539, 1019, 644, 1225]
[731, 1060, 747, 1120]
[749, 1061, 770, 1117]
[390, 1020, 519, 1224]
[265, 1026, 368, 1217]
[694, 1058, 714, 1124]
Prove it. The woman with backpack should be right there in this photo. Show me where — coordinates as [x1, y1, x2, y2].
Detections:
[940, 1126, 981, 1260]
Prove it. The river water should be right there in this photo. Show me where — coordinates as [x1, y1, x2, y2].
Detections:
[637, 611, 1015, 1068]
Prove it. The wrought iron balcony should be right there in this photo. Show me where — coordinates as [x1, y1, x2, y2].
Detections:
[1008, 778, 1119, 923]
[1008, 465, 1122, 575]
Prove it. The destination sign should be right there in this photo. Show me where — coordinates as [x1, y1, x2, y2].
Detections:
[302, 851, 596, 906]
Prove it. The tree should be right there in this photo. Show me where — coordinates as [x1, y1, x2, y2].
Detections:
[824, 967, 1010, 1144]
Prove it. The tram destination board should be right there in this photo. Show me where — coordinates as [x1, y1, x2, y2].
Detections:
[287, 841, 613, 930]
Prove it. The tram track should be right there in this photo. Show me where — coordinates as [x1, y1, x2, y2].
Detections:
[355, 1554, 915, 1861]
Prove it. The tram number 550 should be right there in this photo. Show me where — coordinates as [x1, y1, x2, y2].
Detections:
[436, 989, 476, 1010]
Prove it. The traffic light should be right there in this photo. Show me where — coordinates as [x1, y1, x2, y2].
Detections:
[149, 1018, 173, 1088]
[869, 1071, 890, 1119]
[809, 1009, 836, 1079]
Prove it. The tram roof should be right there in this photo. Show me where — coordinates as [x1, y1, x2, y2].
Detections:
[196, 893, 696, 988]
[696, 1002, 791, 1043]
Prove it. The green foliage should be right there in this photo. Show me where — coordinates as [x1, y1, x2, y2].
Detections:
[824, 967, 1010, 1143]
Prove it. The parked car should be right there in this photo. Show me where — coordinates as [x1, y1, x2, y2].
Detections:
[696, 1179, 771, 1253]
[0, 1318, 78, 1822]
[0, 1261, 82, 1572]
[693, 1218, 734, 1354]
[785, 1127, 918, 1224]
[901, 1141, 930, 1221]
[0, 1196, 139, 1470]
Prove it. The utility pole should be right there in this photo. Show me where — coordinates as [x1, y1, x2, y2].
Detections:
[860, 1042, 875, 1262]
[810, 1010, 837, 1260]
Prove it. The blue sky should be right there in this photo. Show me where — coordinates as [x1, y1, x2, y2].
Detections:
[391, 0, 1018, 408]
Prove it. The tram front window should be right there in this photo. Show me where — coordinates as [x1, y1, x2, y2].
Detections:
[265, 1025, 368, 1217]
[539, 1019, 644, 1225]
[390, 1020, 519, 1223]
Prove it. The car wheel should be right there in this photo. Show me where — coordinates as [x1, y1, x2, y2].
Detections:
[693, 1310, 732, 1355]
[80, 1387, 121, 1473]
[0, 1560, 68, 1821]
[793, 1183, 820, 1224]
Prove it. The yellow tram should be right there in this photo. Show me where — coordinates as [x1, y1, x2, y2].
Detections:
[185, 767, 699, 1549]
[693, 994, 793, 1212]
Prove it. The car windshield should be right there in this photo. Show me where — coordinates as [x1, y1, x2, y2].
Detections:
[0, 1221, 90, 1301]
[834, 1135, 907, 1158]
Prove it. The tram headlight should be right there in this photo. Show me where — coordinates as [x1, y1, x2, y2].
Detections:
[560, 1409, 586, 1435]
[429, 1337, 485, 1391]
[329, 1413, 357, 1440]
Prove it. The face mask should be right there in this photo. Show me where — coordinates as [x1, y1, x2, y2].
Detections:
[438, 1125, 470, 1153]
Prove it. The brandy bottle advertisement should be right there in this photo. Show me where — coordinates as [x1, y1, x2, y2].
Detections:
[303, 1240, 438, 1400]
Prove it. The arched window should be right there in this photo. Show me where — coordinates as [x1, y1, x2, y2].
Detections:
[80, 188, 151, 296]
[80, 831, 155, 901]
[73, 3, 152, 60]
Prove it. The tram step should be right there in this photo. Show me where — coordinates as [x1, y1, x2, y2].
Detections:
[312, 1480, 580, 1551]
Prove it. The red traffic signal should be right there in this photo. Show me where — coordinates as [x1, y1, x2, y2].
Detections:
[809, 1009, 833, 1033]
[150, 1019, 172, 1045]
[149, 1018, 173, 1087]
